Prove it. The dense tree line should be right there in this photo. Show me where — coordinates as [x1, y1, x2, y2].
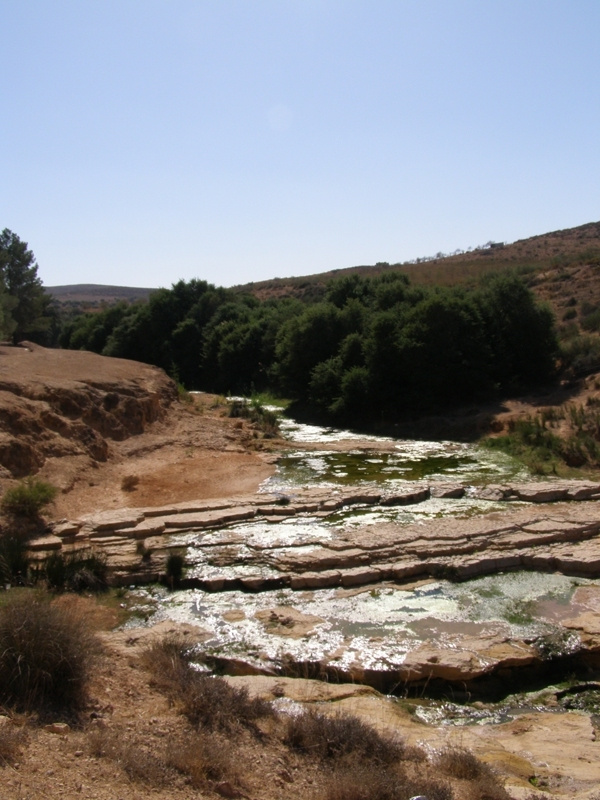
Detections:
[61, 270, 558, 424]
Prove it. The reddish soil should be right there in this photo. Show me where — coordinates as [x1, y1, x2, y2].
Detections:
[0, 343, 278, 521]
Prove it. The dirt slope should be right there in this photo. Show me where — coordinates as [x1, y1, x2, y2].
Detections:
[0, 343, 276, 520]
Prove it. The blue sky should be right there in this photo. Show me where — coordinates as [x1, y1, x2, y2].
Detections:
[2, 1, 599, 289]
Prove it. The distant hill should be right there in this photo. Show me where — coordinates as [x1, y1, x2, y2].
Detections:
[232, 220, 600, 337]
[46, 284, 156, 312]
[46, 220, 600, 335]
[233, 221, 600, 301]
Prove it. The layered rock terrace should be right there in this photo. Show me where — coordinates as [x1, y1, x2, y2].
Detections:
[38, 479, 600, 590]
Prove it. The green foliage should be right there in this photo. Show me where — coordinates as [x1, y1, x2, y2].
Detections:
[1, 478, 58, 519]
[0, 595, 102, 716]
[0, 229, 54, 344]
[228, 398, 279, 436]
[0, 532, 29, 585]
[59, 301, 131, 351]
[59, 269, 559, 426]
[486, 402, 600, 471]
[560, 332, 600, 375]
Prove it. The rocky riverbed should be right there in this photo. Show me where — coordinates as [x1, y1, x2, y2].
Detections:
[27, 477, 600, 702]
[5, 347, 600, 798]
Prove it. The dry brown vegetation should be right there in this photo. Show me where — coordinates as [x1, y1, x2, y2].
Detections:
[238, 220, 600, 307]
[0, 721, 27, 768]
[135, 634, 511, 800]
[142, 635, 274, 733]
[0, 586, 585, 799]
[0, 594, 102, 719]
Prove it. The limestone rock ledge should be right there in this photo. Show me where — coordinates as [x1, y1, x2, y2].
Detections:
[33, 480, 600, 591]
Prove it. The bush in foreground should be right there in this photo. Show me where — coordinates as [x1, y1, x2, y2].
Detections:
[0, 721, 28, 768]
[432, 746, 510, 799]
[0, 595, 101, 717]
[142, 635, 273, 732]
[323, 762, 453, 800]
[88, 726, 172, 786]
[167, 730, 237, 787]
[285, 708, 403, 764]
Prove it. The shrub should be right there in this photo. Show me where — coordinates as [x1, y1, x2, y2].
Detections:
[182, 674, 273, 732]
[120, 474, 139, 492]
[142, 635, 273, 732]
[1, 478, 57, 519]
[433, 746, 510, 799]
[323, 763, 453, 800]
[167, 730, 237, 787]
[165, 551, 185, 589]
[285, 709, 403, 764]
[228, 398, 279, 437]
[433, 746, 489, 780]
[88, 726, 171, 786]
[323, 763, 407, 800]
[0, 595, 102, 716]
[0, 532, 29, 584]
[560, 333, 600, 375]
[43, 550, 108, 593]
[141, 634, 193, 695]
[176, 383, 193, 404]
[0, 721, 27, 768]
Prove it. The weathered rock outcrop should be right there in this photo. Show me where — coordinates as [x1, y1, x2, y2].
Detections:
[37, 480, 600, 590]
[0, 343, 177, 477]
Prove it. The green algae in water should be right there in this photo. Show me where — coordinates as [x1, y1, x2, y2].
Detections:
[276, 451, 477, 485]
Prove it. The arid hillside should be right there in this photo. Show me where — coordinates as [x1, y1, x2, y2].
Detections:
[0, 343, 277, 520]
[235, 220, 600, 329]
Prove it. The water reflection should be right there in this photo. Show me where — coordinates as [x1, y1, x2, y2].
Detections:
[269, 418, 529, 489]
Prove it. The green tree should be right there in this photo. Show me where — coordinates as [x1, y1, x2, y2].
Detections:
[0, 229, 52, 343]
[476, 273, 558, 389]
[275, 303, 346, 398]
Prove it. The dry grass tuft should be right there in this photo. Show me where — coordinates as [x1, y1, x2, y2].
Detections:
[121, 474, 139, 492]
[142, 635, 274, 732]
[433, 746, 510, 800]
[285, 709, 403, 764]
[434, 746, 488, 780]
[322, 761, 454, 800]
[167, 730, 238, 788]
[0, 595, 102, 718]
[87, 726, 172, 786]
[0, 720, 28, 768]
[322, 763, 405, 800]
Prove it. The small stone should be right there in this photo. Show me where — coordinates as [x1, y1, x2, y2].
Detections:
[74, 750, 83, 757]
[45, 722, 70, 734]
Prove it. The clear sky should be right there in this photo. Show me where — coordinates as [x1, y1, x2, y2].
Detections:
[2, 1, 599, 289]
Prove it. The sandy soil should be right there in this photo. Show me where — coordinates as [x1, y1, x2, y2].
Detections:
[0, 343, 279, 521]
[46, 394, 279, 520]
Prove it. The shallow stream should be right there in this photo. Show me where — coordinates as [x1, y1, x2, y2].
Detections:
[136, 416, 600, 720]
